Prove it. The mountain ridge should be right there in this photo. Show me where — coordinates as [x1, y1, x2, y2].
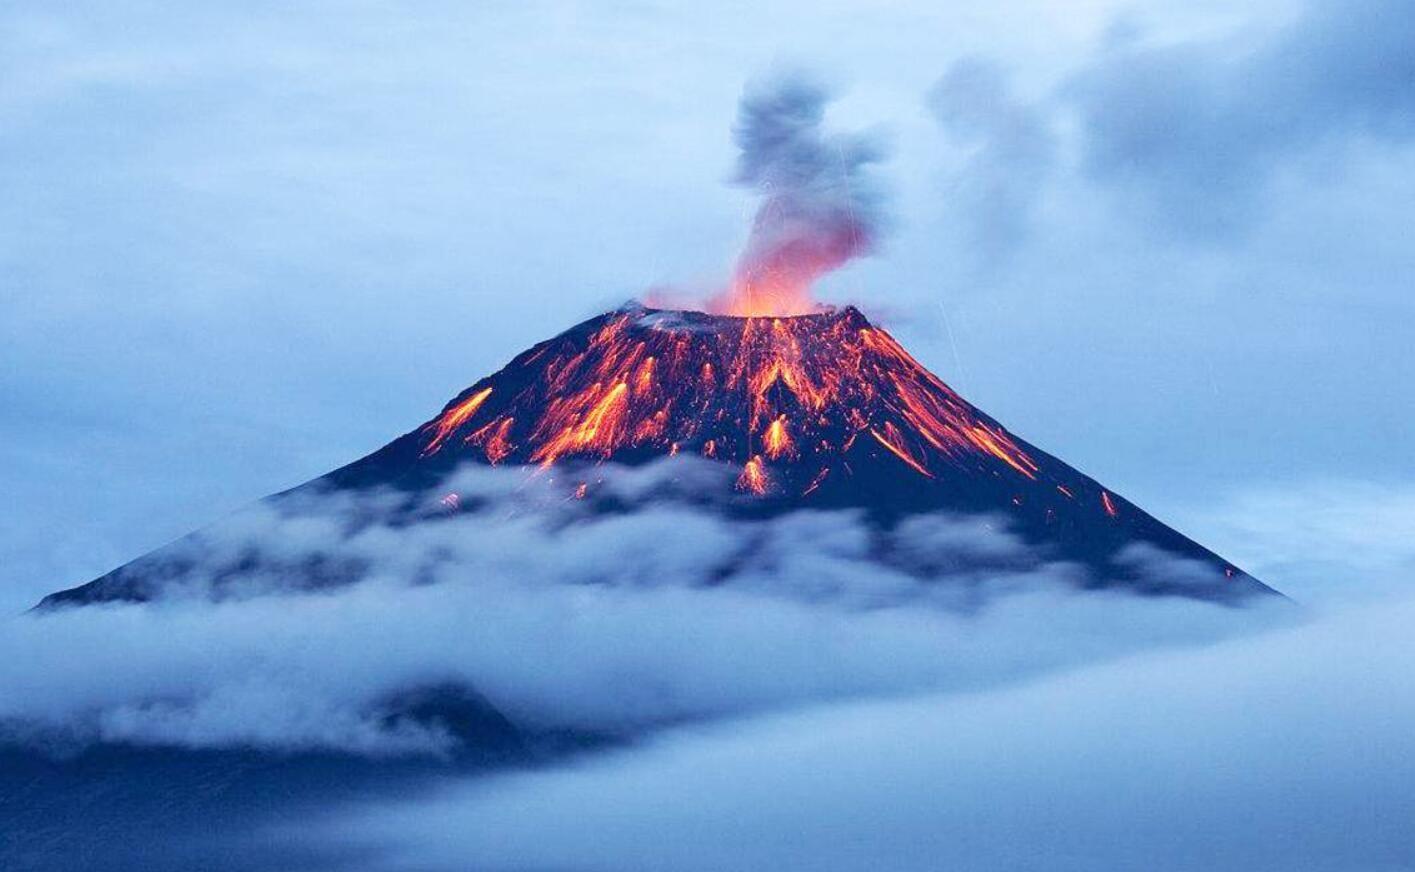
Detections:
[38, 303, 1277, 607]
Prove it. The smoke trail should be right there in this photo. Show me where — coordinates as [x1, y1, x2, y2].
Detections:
[711, 72, 887, 316]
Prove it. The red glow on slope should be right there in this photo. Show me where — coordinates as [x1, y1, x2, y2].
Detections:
[532, 380, 630, 466]
[423, 388, 492, 456]
[468, 416, 515, 464]
[870, 425, 933, 478]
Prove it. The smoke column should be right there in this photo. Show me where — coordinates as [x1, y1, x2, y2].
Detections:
[710, 72, 887, 317]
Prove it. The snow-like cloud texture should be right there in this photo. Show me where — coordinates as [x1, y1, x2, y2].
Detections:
[269, 475, 1415, 872]
[318, 589, 1415, 871]
[1, 461, 1287, 757]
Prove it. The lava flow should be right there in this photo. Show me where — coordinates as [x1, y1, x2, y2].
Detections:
[397, 302, 1095, 518]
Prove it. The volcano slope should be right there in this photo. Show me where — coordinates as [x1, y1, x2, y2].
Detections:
[39, 304, 1276, 608]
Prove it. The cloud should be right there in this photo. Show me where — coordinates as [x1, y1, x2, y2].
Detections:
[0, 461, 1284, 757]
[1174, 479, 1415, 604]
[1065, 0, 1415, 235]
[928, 57, 1058, 260]
[305, 587, 1415, 871]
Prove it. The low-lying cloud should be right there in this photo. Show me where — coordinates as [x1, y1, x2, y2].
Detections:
[6, 467, 1413, 872]
[308, 587, 1415, 871]
[1, 460, 1286, 757]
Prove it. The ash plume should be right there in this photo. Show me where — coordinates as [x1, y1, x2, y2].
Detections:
[712, 72, 888, 316]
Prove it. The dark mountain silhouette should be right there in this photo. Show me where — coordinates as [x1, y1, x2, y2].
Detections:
[39, 303, 1276, 607]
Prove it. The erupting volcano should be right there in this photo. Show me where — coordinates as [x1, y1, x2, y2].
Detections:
[37, 73, 1275, 608]
[348, 305, 1049, 497]
[41, 302, 1276, 608]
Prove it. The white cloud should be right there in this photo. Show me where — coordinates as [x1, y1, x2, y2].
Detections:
[1173, 479, 1415, 603]
[311, 587, 1415, 871]
[0, 462, 1286, 756]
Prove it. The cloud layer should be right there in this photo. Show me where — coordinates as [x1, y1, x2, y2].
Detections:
[1, 461, 1286, 757]
[310, 588, 1415, 871]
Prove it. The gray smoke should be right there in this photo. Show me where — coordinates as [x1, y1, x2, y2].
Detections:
[719, 72, 888, 312]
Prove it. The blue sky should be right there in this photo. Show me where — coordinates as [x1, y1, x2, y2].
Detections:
[2, 0, 1413, 610]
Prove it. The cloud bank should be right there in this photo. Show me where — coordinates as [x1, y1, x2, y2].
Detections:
[1, 460, 1285, 757]
[310, 588, 1415, 871]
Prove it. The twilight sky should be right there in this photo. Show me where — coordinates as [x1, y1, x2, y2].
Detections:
[3, 0, 1413, 611]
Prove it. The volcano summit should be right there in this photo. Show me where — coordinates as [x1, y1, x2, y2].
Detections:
[41, 304, 1274, 607]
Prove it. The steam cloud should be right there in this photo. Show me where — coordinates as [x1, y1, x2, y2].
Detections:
[712, 72, 887, 316]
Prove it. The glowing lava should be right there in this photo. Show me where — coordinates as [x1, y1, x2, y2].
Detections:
[414, 305, 1060, 504]
[422, 387, 492, 456]
[763, 415, 793, 460]
[737, 455, 770, 494]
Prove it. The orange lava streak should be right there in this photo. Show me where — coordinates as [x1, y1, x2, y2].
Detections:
[967, 424, 1038, 479]
[737, 455, 769, 494]
[870, 426, 933, 478]
[468, 416, 515, 464]
[1101, 490, 1119, 518]
[633, 409, 668, 443]
[422, 387, 493, 456]
[763, 415, 793, 459]
[634, 356, 656, 396]
[532, 382, 630, 466]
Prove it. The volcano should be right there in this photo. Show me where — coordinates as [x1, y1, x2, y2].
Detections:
[39, 303, 1276, 607]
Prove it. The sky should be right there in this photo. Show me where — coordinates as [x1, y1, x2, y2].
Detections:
[3, 2, 1415, 868]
